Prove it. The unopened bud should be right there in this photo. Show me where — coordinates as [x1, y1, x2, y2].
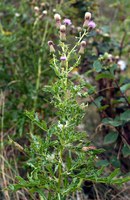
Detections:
[60, 56, 67, 66]
[60, 25, 66, 41]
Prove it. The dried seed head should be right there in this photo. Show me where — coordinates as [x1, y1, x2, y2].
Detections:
[60, 25, 66, 41]
[42, 10, 47, 15]
[54, 13, 61, 21]
[80, 40, 86, 47]
[48, 41, 55, 53]
[34, 6, 40, 16]
[84, 12, 91, 20]
[60, 25, 66, 32]
[48, 41, 54, 46]
[54, 13, 61, 28]
[78, 41, 86, 54]
[34, 6, 39, 12]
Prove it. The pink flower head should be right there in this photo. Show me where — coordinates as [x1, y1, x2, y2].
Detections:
[63, 18, 72, 26]
[60, 56, 67, 61]
[88, 20, 96, 29]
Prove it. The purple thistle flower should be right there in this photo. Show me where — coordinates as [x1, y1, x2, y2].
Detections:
[60, 56, 67, 61]
[88, 21, 96, 29]
[63, 18, 72, 26]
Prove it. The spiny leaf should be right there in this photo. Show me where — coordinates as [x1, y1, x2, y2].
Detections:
[25, 111, 47, 131]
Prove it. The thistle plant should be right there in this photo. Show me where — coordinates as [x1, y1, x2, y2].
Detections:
[10, 12, 130, 200]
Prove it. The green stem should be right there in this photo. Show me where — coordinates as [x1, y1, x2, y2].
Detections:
[67, 29, 87, 59]
[58, 148, 63, 192]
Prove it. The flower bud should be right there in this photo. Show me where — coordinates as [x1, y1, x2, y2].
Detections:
[48, 41, 55, 53]
[60, 25, 66, 41]
[60, 56, 67, 61]
[54, 13, 61, 28]
[60, 56, 67, 66]
[84, 12, 91, 20]
[78, 41, 86, 54]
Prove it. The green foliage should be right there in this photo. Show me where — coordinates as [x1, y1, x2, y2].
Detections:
[25, 111, 47, 131]
[122, 145, 130, 157]
[104, 132, 118, 145]
[120, 83, 130, 93]
[102, 110, 130, 127]
[93, 60, 102, 72]
[1, 0, 130, 199]
[9, 10, 130, 199]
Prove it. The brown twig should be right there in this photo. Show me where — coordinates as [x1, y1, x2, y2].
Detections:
[119, 31, 126, 58]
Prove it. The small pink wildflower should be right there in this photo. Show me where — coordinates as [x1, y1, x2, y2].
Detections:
[63, 18, 72, 26]
[60, 56, 67, 61]
[88, 20, 96, 29]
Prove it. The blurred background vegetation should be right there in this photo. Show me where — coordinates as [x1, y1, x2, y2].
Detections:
[0, 0, 130, 199]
